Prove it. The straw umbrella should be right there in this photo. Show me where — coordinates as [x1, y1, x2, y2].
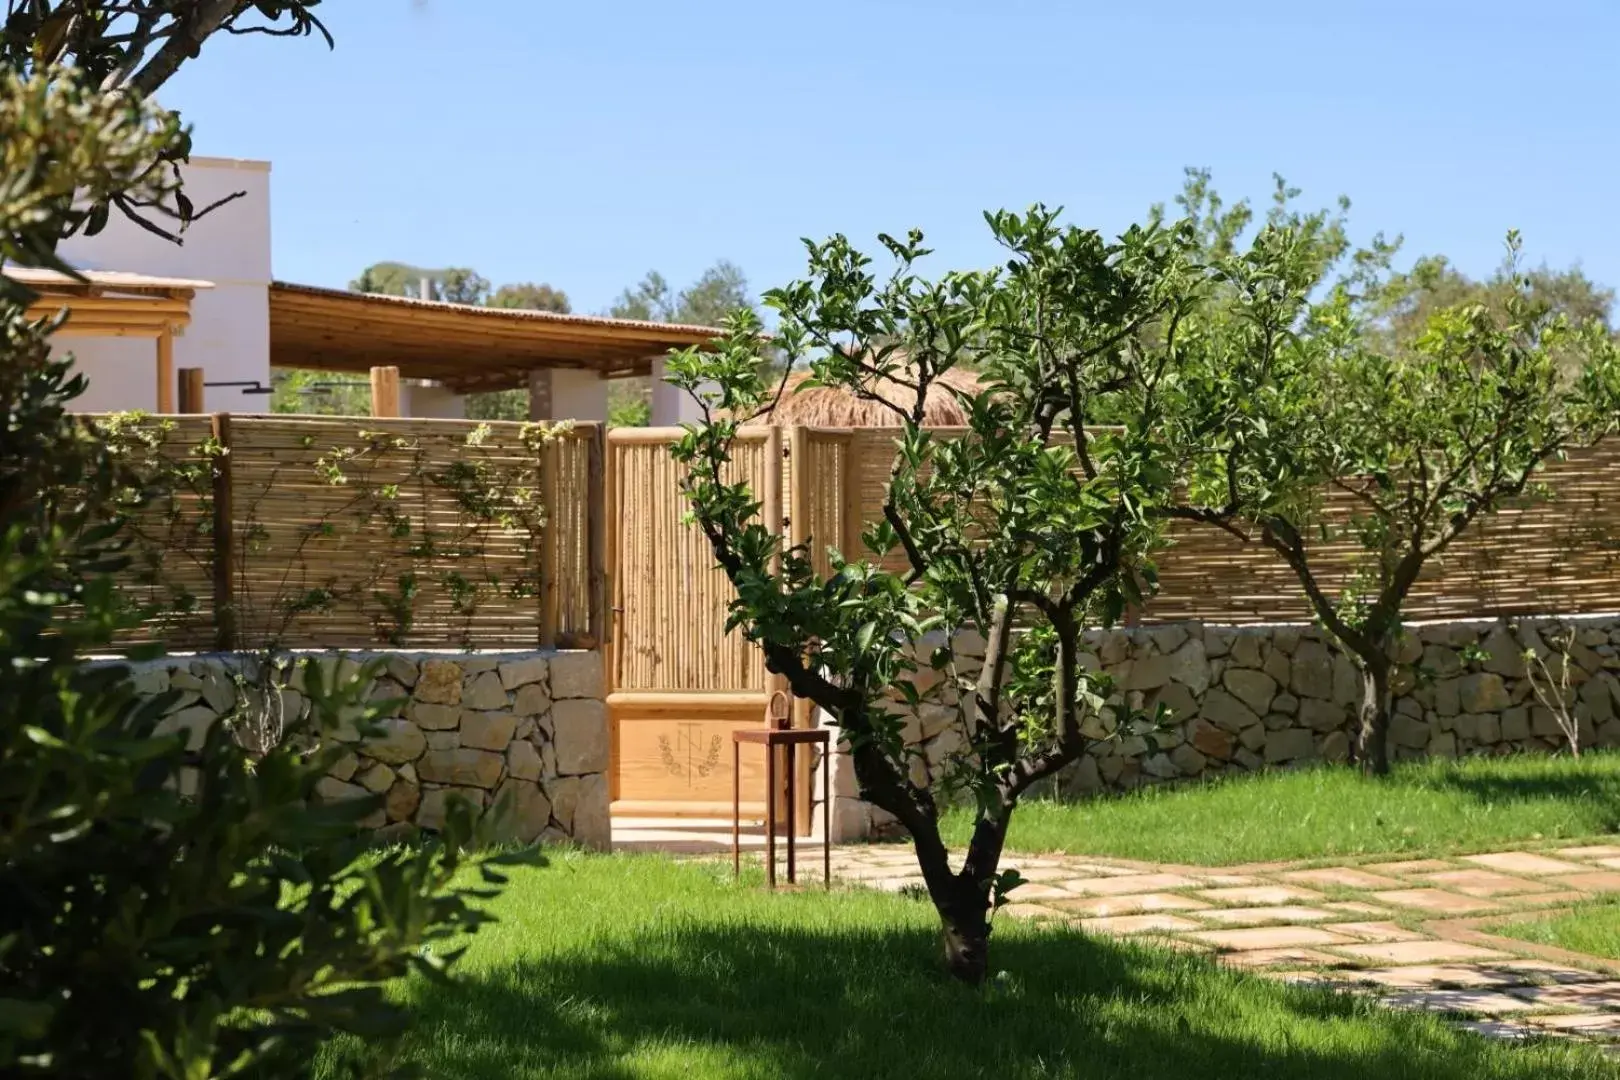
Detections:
[739, 367, 984, 428]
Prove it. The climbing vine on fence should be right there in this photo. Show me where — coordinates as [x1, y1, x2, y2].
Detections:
[89, 413, 578, 651]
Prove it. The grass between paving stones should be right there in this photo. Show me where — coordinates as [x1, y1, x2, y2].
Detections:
[313, 852, 1616, 1080]
[1498, 895, 1620, 961]
[940, 753, 1620, 866]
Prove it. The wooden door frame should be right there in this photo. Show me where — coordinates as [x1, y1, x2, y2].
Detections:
[604, 426, 812, 834]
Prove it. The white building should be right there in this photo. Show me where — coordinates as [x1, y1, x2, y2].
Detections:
[27, 156, 714, 424]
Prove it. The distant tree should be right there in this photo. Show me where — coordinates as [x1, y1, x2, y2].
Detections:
[611, 260, 749, 326]
[609, 261, 754, 427]
[269, 369, 370, 416]
[1369, 256, 1614, 376]
[489, 282, 571, 312]
[469, 284, 572, 420]
[350, 262, 490, 305]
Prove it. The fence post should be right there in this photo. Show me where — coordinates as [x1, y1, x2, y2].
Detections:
[586, 423, 606, 651]
[178, 367, 205, 413]
[538, 429, 558, 649]
[210, 412, 238, 651]
[369, 366, 400, 418]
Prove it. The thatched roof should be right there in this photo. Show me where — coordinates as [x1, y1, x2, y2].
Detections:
[740, 367, 983, 427]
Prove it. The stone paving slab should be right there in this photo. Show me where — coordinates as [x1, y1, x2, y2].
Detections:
[1369, 888, 1500, 915]
[1193, 884, 1327, 907]
[1532, 1013, 1620, 1034]
[1279, 867, 1407, 890]
[1384, 988, 1543, 1014]
[816, 839, 1620, 1048]
[1194, 905, 1339, 926]
[1048, 892, 1210, 917]
[1416, 869, 1550, 897]
[1078, 914, 1204, 936]
[1332, 939, 1513, 964]
[1061, 872, 1209, 895]
[1188, 925, 1355, 951]
[1319, 921, 1425, 942]
[1223, 948, 1350, 969]
[1464, 852, 1590, 876]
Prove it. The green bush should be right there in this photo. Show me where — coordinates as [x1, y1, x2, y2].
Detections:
[0, 271, 526, 1080]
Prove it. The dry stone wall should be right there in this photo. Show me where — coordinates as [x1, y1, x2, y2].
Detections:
[814, 615, 1620, 841]
[120, 649, 610, 849]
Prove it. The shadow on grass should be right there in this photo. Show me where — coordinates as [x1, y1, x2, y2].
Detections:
[1422, 758, 1620, 823]
[372, 916, 1601, 1080]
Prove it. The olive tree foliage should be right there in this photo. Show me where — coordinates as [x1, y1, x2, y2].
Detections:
[666, 209, 1219, 981]
[1, 0, 330, 254]
[1168, 190, 1620, 774]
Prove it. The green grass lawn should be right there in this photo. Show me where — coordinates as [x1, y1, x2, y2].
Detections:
[1499, 895, 1620, 961]
[940, 753, 1620, 866]
[317, 853, 1614, 1080]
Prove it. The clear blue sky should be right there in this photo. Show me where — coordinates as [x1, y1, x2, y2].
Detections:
[164, 0, 1620, 316]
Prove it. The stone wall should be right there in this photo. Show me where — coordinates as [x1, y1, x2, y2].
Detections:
[122, 649, 610, 849]
[816, 615, 1620, 841]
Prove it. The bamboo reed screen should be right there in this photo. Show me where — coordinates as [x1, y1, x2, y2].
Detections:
[99, 414, 220, 652]
[609, 430, 776, 692]
[88, 414, 599, 652]
[839, 427, 1620, 623]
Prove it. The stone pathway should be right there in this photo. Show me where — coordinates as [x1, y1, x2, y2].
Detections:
[826, 842, 1620, 1049]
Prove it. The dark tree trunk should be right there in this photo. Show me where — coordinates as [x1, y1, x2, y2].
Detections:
[1354, 660, 1392, 777]
[937, 876, 993, 984]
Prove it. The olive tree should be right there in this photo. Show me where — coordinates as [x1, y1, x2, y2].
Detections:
[2, 0, 330, 253]
[1170, 227, 1620, 774]
[665, 209, 1216, 981]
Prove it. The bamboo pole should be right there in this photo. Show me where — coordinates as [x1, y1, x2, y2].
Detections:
[369, 366, 401, 418]
[539, 431, 559, 649]
[177, 368, 205, 414]
[787, 426, 814, 834]
[586, 422, 606, 650]
[211, 412, 237, 651]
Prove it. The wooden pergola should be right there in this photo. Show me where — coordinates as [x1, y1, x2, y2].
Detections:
[268, 282, 724, 400]
[12, 266, 210, 413]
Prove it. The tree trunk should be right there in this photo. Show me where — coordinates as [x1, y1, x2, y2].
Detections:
[1354, 660, 1392, 777]
[936, 876, 994, 984]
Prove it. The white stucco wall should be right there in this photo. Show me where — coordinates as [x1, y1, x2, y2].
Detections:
[551, 368, 608, 423]
[649, 355, 708, 426]
[53, 157, 272, 414]
[402, 381, 466, 419]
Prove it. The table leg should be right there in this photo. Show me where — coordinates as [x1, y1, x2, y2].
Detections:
[822, 738, 831, 887]
[786, 743, 796, 885]
[731, 740, 740, 879]
[765, 740, 777, 889]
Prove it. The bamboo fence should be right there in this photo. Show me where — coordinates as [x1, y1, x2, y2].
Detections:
[89, 414, 602, 652]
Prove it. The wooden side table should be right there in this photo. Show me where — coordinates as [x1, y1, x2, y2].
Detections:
[731, 691, 831, 888]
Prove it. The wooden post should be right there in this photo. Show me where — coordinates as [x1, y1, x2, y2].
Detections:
[211, 412, 238, 651]
[177, 367, 205, 414]
[841, 430, 863, 559]
[760, 425, 786, 825]
[586, 423, 606, 650]
[527, 368, 553, 421]
[538, 429, 558, 649]
[156, 326, 175, 413]
[788, 426, 814, 835]
[369, 366, 401, 418]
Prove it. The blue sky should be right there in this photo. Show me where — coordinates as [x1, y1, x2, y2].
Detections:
[164, 0, 1620, 316]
